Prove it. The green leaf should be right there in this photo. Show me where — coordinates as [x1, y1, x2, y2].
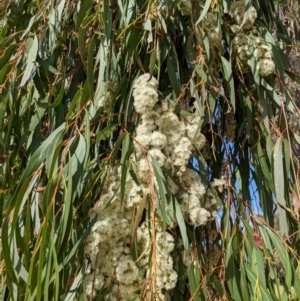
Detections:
[189, 264, 201, 301]
[221, 56, 235, 112]
[167, 55, 181, 96]
[111, 132, 127, 167]
[28, 107, 46, 132]
[65, 271, 83, 301]
[225, 242, 242, 301]
[267, 229, 291, 288]
[240, 0, 252, 28]
[20, 33, 38, 87]
[252, 247, 266, 287]
[55, 152, 73, 253]
[103, 0, 112, 38]
[258, 88, 270, 133]
[152, 157, 168, 230]
[194, 0, 211, 26]
[273, 137, 288, 237]
[173, 195, 188, 249]
[149, 47, 156, 76]
[256, 141, 274, 192]
[51, 237, 59, 301]
[283, 139, 290, 176]
[48, 84, 65, 109]
[1, 221, 19, 286]
[65, 90, 82, 120]
[244, 264, 276, 301]
[0, 44, 17, 69]
[78, 16, 93, 69]
[96, 124, 118, 143]
[75, 0, 93, 31]
[87, 34, 95, 98]
[240, 261, 251, 301]
[45, 127, 65, 178]
[36, 204, 53, 300]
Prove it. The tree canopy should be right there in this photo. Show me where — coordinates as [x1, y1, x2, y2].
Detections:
[1, 0, 300, 300]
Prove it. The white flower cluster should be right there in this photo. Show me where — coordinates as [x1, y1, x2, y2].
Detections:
[84, 74, 223, 300]
[83, 203, 141, 300]
[229, 2, 275, 76]
[177, 0, 192, 16]
[253, 37, 275, 77]
[133, 75, 218, 224]
[137, 222, 178, 299]
[133, 74, 220, 226]
[232, 33, 250, 73]
[133, 74, 206, 178]
[211, 177, 226, 193]
[84, 175, 178, 300]
[229, 0, 257, 30]
[83, 165, 150, 300]
[132, 74, 159, 114]
[205, 192, 223, 220]
[176, 168, 211, 226]
[203, 12, 223, 50]
[85, 181, 174, 300]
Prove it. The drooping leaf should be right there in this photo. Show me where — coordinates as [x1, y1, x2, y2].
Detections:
[20, 33, 38, 88]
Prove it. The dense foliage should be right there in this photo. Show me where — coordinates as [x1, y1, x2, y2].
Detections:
[1, 0, 300, 300]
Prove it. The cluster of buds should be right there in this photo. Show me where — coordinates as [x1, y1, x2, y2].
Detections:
[229, 0, 257, 30]
[177, 0, 192, 16]
[83, 74, 226, 300]
[253, 37, 275, 77]
[229, 1, 257, 73]
[232, 33, 250, 73]
[203, 12, 223, 50]
[229, 2, 276, 76]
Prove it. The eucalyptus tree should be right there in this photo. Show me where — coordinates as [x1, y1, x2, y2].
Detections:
[0, 0, 300, 300]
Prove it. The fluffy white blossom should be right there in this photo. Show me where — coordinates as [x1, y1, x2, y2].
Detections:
[151, 131, 168, 149]
[203, 12, 223, 49]
[252, 37, 275, 77]
[185, 117, 206, 150]
[126, 182, 144, 208]
[138, 222, 178, 298]
[253, 36, 266, 48]
[177, 0, 192, 16]
[230, 0, 257, 30]
[84, 74, 222, 300]
[132, 74, 159, 114]
[148, 148, 166, 167]
[211, 178, 226, 193]
[257, 58, 275, 77]
[231, 24, 241, 34]
[134, 133, 152, 151]
[135, 157, 152, 181]
[232, 33, 250, 72]
[179, 193, 211, 226]
[161, 112, 186, 135]
[116, 256, 140, 285]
